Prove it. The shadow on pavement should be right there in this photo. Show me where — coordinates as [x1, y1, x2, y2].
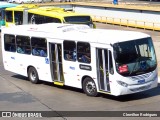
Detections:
[11, 74, 84, 93]
[100, 83, 160, 102]
[12, 75, 160, 102]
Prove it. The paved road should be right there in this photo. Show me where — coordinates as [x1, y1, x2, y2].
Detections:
[0, 23, 160, 120]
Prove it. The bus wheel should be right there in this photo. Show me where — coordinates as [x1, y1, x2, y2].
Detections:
[83, 77, 98, 97]
[28, 67, 39, 84]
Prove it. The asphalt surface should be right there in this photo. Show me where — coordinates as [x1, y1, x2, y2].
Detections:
[0, 23, 160, 120]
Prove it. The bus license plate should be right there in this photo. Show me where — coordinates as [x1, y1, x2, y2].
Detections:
[138, 79, 145, 84]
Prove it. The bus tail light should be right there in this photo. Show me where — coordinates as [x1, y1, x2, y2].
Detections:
[118, 64, 128, 73]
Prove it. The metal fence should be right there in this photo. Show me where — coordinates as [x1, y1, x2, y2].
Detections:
[92, 15, 160, 31]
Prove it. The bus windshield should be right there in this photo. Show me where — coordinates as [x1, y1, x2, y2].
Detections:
[113, 37, 157, 76]
[64, 16, 91, 23]
[64, 16, 94, 28]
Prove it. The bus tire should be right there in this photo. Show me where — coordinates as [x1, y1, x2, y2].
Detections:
[83, 77, 98, 97]
[28, 67, 39, 84]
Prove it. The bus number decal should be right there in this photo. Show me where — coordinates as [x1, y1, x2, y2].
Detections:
[69, 66, 75, 70]
[11, 57, 15, 60]
[79, 64, 92, 71]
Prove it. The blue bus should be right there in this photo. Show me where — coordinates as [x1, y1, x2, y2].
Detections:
[0, 2, 17, 30]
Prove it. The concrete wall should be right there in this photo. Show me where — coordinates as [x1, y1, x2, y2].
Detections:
[73, 5, 160, 30]
[74, 6, 159, 22]
[51, 3, 160, 30]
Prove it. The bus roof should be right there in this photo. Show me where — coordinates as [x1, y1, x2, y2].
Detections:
[1, 23, 150, 45]
[5, 4, 39, 11]
[28, 7, 91, 18]
[37, 7, 65, 12]
[0, 2, 18, 9]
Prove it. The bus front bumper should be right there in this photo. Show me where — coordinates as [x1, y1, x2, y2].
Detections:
[115, 79, 158, 96]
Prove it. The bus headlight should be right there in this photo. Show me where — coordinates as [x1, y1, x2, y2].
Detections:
[117, 81, 128, 87]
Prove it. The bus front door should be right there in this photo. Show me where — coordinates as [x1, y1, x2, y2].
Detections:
[49, 43, 64, 86]
[97, 49, 111, 92]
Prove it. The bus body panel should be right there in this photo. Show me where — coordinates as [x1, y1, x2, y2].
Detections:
[15, 54, 52, 82]
[1, 23, 158, 96]
[109, 69, 158, 96]
[63, 46, 98, 89]
[3, 52, 17, 73]
[63, 60, 80, 88]
[2, 48, 53, 82]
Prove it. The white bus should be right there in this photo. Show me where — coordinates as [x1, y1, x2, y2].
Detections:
[1, 23, 158, 96]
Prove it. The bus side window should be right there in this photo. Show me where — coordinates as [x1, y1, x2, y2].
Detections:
[28, 13, 35, 24]
[4, 34, 16, 52]
[14, 11, 23, 25]
[16, 36, 31, 54]
[77, 42, 91, 64]
[5, 11, 13, 22]
[31, 37, 47, 57]
[34, 15, 43, 24]
[45, 16, 61, 23]
[63, 40, 76, 61]
[33, 15, 62, 24]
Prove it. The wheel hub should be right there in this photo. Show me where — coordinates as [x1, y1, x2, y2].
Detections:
[86, 81, 95, 93]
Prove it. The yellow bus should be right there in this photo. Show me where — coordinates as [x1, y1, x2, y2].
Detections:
[5, 5, 95, 28]
[5, 4, 39, 27]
